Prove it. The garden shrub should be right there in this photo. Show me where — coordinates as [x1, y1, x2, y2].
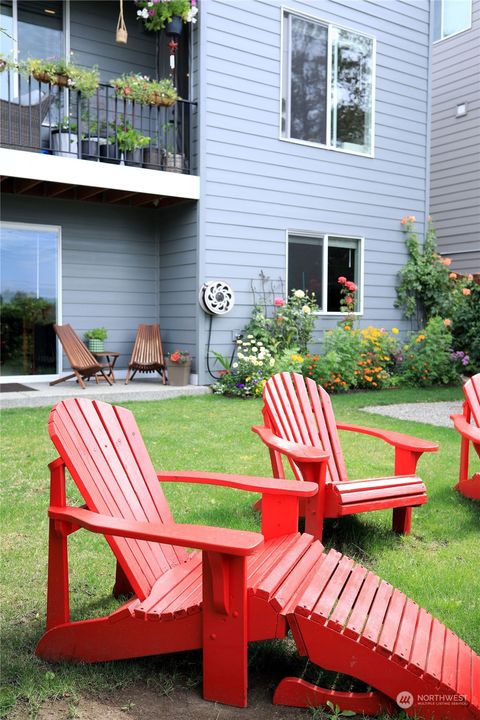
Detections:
[303, 326, 362, 392]
[448, 276, 480, 374]
[211, 336, 274, 397]
[356, 326, 399, 390]
[398, 317, 460, 387]
[243, 288, 318, 355]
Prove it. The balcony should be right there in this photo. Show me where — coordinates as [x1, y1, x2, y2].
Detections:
[0, 70, 199, 207]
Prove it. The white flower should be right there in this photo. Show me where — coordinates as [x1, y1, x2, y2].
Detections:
[238, 352, 244, 360]
[252, 346, 258, 353]
[269, 358, 275, 366]
[294, 289, 305, 299]
[247, 334, 253, 339]
[232, 362, 238, 368]
[147, 1, 153, 6]
[302, 305, 311, 314]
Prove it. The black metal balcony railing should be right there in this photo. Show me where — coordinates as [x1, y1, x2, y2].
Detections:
[0, 70, 195, 174]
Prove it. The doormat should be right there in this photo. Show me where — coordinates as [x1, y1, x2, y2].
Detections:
[0, 383, 37, 393]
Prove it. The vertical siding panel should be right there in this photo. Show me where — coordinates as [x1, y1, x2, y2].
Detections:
[430, 0, 480, 272]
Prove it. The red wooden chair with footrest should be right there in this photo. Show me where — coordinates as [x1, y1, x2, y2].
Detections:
[36, 397, 479, 719]
[451, 373, 480, 500]
[253, 372, 439, 540]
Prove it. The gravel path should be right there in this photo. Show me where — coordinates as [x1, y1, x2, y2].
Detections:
[361, 401, 462, 427]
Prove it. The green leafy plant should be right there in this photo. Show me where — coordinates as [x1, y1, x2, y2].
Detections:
[325, 701, 356, 720]
[303, 326, 362, 393]
[84, 327, 107, 342]
[135, 0, 198, 31]
[110, 74, 178, 106]
[211, 337, 275, 398]
[395, 215, 451, 327]
[244, 288, 319, 355]
[398, 316, 460, 387]
[448, 275, 480, 374]
[112, 121, 151, 152]
[21, 58, 99, 97]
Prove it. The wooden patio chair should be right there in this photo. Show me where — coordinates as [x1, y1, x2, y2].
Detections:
[50, 324, 113, 389]
[125, 324, 166, 384]
[252, 372, 439, 540]
[37, 397, 479, 718]
[451, 373, 480, 500]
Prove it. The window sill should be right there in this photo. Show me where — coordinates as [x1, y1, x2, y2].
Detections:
[278, 135, 374, 159]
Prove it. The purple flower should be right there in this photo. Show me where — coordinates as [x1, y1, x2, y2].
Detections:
[462, 356, 470, 366]
[148, 9, 154, 15]
[236, 383, 245, 389]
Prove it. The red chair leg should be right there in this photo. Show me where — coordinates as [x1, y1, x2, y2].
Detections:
[392, 507, 412, 534]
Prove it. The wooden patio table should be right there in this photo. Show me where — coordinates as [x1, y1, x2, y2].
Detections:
[92, 351, 120, 383]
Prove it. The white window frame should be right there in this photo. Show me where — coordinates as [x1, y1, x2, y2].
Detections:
[433, 0, 472, 42]
[0, 221, 62, 383]
[280, 7, 376, 158]
[286, 230, 364, 316]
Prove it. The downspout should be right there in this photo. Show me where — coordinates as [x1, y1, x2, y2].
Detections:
[424, 0, 434, 236]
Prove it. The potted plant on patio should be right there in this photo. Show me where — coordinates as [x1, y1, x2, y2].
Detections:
[84, 327, 107, 353]
[114, 121, 151, 166]
[51, 116, 78, 157]
[134, 0, 198, 31]
[166, 349, 191, 385]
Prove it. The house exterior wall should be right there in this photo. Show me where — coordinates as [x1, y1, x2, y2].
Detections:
[195, 0, 432, 384]
[430, 0, 480, 273]
[1, 195, 159, 370]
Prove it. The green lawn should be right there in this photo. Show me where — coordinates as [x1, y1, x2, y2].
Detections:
[1, 386, 479, 718]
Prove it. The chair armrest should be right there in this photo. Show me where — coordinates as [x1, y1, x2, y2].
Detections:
[451, 414, 480, 444]
[252, 426, 330, 464]
[336, 422, 439, 453]
[48, 506, 263, 556]
[157, 470, 318, 497]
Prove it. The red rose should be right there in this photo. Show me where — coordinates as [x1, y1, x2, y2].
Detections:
[170, 352, 181, 362]
[346, 281, 357, 291]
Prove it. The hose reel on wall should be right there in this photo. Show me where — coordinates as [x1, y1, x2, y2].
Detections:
[199, 281, 235, 378]
[198, 280, 235, 316]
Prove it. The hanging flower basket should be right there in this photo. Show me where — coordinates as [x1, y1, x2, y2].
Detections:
[147, 91, 177, 107]
[32, 70, 69, 86]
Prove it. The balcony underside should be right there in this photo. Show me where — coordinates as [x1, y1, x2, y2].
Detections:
[0, 148, 199, 208]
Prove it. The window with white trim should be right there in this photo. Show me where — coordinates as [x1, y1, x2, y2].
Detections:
[288, 233, 362, 312]
[433, 0, 472, 40]
[282, 11, 374, 155]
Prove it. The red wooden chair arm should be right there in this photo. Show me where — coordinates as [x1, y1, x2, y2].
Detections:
[336, 422, 439, 453]
[451, 414, 480, 444]
[48, 506, 263, 556]
[251, 426, 330, 465]
[157, 469, 318, 497]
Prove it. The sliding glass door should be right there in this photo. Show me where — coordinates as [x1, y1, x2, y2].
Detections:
[0, 223, 60, 377]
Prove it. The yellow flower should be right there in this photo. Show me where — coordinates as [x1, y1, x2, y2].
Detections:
[302, 305, 311, 314]
[391, 327, 399, 335]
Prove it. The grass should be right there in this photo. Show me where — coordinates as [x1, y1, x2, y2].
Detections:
[1, 385, 479, 718]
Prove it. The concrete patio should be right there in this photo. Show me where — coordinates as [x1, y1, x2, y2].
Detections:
[0, 378, 211, 409]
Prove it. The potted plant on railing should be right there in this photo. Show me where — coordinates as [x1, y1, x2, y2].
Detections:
[134, 0, 198, 32]
[166, 349, 191, 386]
[84, 327, 107, 353]
[21, 58, 99, 97]
[110, 74, 178, 107]
[115, 121, 151, 166]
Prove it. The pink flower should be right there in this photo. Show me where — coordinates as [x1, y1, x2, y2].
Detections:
[443, 318, 451, 327]
[449, 272, 457, 279]
[462, 288, 471, 296]
[274, 297, 285, 307]
[400, 217, 408, 225]
[345, 295, 353, 305]
[409, 215, 416, 222]
[441, 257, 452, 267]
[345, 281, 357, 291]
[148, 9, 154, 15]
[338, 276, 347, 284]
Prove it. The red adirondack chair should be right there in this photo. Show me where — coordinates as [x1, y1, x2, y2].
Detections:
[451, 374, 480, 500]
[36, 398, 479, 719]
[253, 372, 439, 540]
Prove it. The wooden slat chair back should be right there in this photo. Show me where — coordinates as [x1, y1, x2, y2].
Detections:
[49, 397, 186, 600]
[125, 324, 166, 385]
[37, 397, 479, 719]
[50, 324, 113, 389]
[451, 373, 480, 500]
[254, 372, 438, 539]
